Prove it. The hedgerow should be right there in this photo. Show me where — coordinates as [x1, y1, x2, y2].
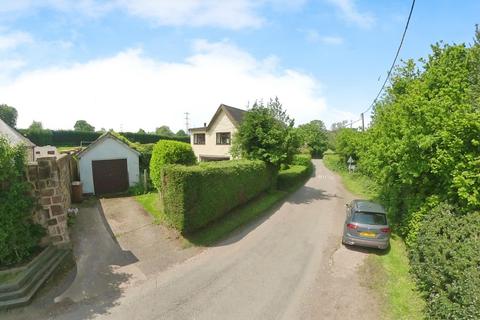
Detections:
[150, 140, 196, 191]
[277, 165, 311, 190]
[160, 160, 274, 233]
[0, 138, 44, 266]
[291, 153, 312, 167]
[410, 203, 480, 319]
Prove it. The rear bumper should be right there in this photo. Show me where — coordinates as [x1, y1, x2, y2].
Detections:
[342, 234, 389, 250]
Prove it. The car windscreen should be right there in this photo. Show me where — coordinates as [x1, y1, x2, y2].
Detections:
[352, 212, 387, 225]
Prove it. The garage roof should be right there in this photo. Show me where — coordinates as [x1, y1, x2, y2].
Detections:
[77, 132, 140, 158]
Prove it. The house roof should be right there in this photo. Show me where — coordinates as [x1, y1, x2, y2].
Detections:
[189, 104, 247, 133]
[77, 132, 140, 158]
[0, 117, 35, 147]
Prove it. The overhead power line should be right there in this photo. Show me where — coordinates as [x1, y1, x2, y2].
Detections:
[362, 0, 416, 115]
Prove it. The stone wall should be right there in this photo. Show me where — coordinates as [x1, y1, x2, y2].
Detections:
[26, 155, 73, 245]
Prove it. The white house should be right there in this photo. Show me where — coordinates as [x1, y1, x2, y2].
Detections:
[77, 132, 140, 195]
[0, 117, 36, 161]
[189, 104, 246, 161]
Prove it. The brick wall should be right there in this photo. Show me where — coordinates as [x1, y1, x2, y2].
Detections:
[26, 155, 73, 245]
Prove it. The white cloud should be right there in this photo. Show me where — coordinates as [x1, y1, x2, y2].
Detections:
[0, 31, 33, 50]
[326, 0, 374, 28]
[303, 30, 344, 45]
[0, 40, 350, 132]
[115, 0, 264, 29]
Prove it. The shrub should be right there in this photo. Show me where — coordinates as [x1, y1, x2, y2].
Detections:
[150, 140, 196, 190]
[410, 202, 480, 319]
[277, 165, 311, 190]
[0, 138, 44, 266]
[291, 153, 312, 167]
[160, 160, 274, 233]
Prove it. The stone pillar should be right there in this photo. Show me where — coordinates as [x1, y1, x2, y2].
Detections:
[27, 156, 72, 246]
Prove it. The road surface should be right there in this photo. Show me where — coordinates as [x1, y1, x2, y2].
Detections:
[3, 159, 379, 319]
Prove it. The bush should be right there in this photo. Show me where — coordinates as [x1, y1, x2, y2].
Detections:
[150, 140, 196, 190]
[291, 153, 312, 167]
[277, 165, 311, 190]
[410, 202, 480, 319]
[0, 138, 44, 266]
[160, 160, 274, 233]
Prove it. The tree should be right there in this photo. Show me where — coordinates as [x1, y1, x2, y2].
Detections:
[232, 97, 299, 168]
[0, 104, 18, 127]
[137, 128, 146, 134]
[176, 129, 187, 137]
[28, 121, 44, 131]
[155, 125, 174, 136]
[330, 120, 349, 131]
[297, 120, 328, 157]
[74, 120, 95, 132]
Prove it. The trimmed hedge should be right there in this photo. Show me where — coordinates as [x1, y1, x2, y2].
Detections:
[410, 203, 480, 319]
[161, 160, 274, 233]
[291, 153, 312, 167]
[150, 140, 196, 191]
[120, 132, 189, 144]
[19, 129, 189, 146]
[277, 165, 311, 190]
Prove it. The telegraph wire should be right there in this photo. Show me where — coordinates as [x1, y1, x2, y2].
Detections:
[362, 0, 416, 115]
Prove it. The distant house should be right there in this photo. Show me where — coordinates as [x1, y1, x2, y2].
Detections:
[0, 117, 36, 161]
[77, 132, 140, 195]
[189, 104, 246, 161]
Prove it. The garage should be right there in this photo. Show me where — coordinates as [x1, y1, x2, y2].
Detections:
[78, 133, 140, 195]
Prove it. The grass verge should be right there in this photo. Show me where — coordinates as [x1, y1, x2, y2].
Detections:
[134, 171, 309, 247]
[324, 153, 425, 320]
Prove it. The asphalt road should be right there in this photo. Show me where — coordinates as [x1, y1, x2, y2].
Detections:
[3, 159, 379, 320]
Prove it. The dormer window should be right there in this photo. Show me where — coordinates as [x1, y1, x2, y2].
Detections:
[216, 132, 231, 145]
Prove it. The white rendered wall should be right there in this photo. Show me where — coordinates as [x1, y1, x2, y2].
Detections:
[191, 111, 237, 160]
[78, 137, 139, 194]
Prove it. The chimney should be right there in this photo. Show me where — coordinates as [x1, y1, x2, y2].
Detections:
[204, 122, 207, 128]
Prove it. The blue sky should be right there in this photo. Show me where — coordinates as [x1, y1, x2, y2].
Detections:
[0, 0, 479, 132]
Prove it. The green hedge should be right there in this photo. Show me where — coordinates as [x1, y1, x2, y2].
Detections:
[150, 140, 196, 191]
[277, 165, 311, 190]
[291, 153, 312, 167]
[161, 160, 274, 233]
[120, 132, 189, 144]
[410, 203, 480, 319]
[19, 129, 190, 146]
[0, 138, 44, 266]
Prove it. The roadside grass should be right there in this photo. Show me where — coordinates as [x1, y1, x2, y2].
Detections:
[134, 170, 309, 247]
[323, 153, 425, 320]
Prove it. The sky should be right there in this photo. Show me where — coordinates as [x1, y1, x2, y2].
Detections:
[0, 0, 479, 133]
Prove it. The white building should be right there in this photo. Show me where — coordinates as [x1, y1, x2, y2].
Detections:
[189, 104, 246, 161]
[77, 132, 140, 195]
[0, 117, 36, 161]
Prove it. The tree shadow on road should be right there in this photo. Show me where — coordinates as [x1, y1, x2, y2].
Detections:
[286, 186, 339, 205]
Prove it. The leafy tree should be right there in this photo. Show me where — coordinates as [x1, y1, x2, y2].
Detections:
[0, 104, 18, 127]
[26, 121, 52, 146]
[137, 128, 146, 134]
[232, 97, 299, 168]
[297, 120, 328, 157]
[330, 120, 349, 131]
[0, 137, 44, 265]
[74, 120, 95, 132]
[155, 125, 174, 136]
[176, 129, 188, 137]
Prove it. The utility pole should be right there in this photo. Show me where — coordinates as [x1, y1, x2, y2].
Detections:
[185, 112, 190, 134]
[361, 113, 365, 132]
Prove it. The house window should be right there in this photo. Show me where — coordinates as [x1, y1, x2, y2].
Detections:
[193, 133, 205, 145]
[216, 132, 231, 145]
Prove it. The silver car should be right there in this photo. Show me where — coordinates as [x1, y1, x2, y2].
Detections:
[342, 200, 390, 250]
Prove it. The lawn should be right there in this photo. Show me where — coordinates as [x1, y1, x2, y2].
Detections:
[323, 153, 425, 320]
